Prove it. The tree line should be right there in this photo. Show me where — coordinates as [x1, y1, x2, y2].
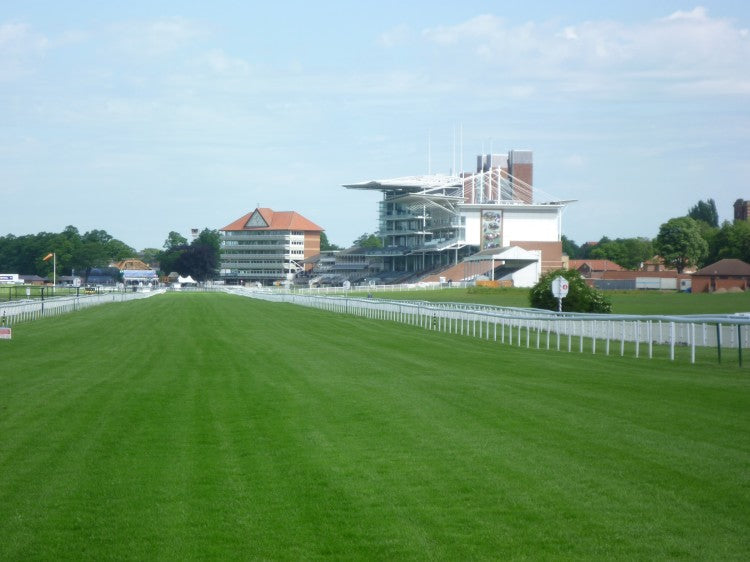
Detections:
[0, 226, 134, 280]
[0, 226, 221, 282]
[2, 198, 746, 283]
[564, 199, 748, 273]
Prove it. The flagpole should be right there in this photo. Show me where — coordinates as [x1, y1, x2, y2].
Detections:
[43, 252, 56, 293]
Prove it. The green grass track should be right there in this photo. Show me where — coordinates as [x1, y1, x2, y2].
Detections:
[1, 293, 748, 560]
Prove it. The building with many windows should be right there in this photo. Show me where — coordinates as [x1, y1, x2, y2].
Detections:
[338, 150, 571, 286]
[220, 207, 323, 285]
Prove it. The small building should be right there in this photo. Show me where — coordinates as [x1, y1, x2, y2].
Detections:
[692, 259, 750, 293]
[114, 258, 158, 287]
[113, 258, 152, 271]
[19, 274, 48, 286]
[642, 256, 667, 272]
[122, 270, 158, 287]
[568, 259, 625, 278]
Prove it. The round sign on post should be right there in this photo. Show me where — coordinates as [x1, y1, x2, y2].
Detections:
[551, 276, 569, 298]
[551, 276, 569, 312]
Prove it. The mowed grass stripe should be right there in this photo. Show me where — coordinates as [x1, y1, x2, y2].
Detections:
[0, 293, 748, 560]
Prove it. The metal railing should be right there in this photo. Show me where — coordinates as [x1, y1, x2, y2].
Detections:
[0, 289, 165, 326]
[291, 281, 470, 295]
[227, 288, 750, 365]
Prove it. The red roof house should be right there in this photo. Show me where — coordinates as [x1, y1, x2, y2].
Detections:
[691, 259, 750, 293]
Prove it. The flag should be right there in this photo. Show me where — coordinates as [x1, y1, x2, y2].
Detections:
[43, 252, 54, 261]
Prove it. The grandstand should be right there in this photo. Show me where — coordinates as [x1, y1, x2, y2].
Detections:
[319, 150, 572, 287]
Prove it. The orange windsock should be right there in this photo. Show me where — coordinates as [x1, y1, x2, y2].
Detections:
[43, 253, 54, 261]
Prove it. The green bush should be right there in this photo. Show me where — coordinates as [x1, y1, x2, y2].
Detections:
[529, 269, 612, 313]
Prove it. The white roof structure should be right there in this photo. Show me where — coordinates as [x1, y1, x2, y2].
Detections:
[344, 174, 463, 192]
[345, 170, 573, 207]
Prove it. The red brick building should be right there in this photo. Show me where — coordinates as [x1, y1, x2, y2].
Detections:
[692, 259, 750, 293]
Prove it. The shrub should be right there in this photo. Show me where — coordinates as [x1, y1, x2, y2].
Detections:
[529, 269, 612, 313]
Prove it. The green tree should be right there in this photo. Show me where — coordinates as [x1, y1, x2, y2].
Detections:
[589, 237, 654, 270]
[654, 217, 708, 273]
[707, 220, 750, 264]
[193, 228, 221, 253]
[157, 228, 219, 280]
[529, 269, 611, 313]
[175, 244, 218, 281]
[158, 247, 184, 276]
[688, 198, 719, 228]
[561, 235, 580, 259]
[320, 232, 342, 251]
[353, 233, 383, 248]
[164, 231, 188, 251]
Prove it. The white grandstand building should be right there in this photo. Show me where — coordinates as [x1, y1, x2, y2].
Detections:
[331, 150, 573, 287]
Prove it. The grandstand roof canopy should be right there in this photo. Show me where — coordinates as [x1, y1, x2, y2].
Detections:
[344, 174, 463, 192]
[345, 173, 575, 207]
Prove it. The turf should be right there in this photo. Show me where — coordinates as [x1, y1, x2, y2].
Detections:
[368, 287, 750, 315]
[1, 293, 748, 559]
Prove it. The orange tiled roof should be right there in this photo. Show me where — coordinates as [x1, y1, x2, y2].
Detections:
[221, 207, 323, 232]
[569, 259, 625, 271]
[113, 258, 151, 270]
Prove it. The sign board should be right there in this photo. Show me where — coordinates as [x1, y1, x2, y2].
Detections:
[0, 327, 11, 340]
[551, 276, 569, 298]
[343, 280, 351, 290]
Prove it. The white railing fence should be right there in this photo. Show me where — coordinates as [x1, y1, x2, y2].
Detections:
[228, 287, 750, 365]
[0, 289, 166, 326]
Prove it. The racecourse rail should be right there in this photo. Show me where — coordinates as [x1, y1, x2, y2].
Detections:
[3, 285, 748, 365]
[0, 289, 165, 326]
[229, 287, 750, 365]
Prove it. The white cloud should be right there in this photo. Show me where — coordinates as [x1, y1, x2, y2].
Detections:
[378, 24, 411, 48]
[0, 22, 49, 80]
[194, 49, 250, 75]
[562, 154, 586, 169]
[664, 6, 708, 21]
[0, 22, 48, 53]
[418, 7, 750, 96]
[111, 17, 209, 57]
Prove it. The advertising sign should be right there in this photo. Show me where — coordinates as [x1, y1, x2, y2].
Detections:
[481, 210, 502, 250]
[0, 327, 11, 340]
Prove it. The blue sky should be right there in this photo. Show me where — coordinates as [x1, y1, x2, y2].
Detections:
[1, 1, 748, 250]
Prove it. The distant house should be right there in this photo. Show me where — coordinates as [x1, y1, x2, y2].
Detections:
[113, 258, 152, 270]
[569, 260, 691, 291]
[568, 259, 625, 279]
[642, 256, 666, 272]
[19, 274, 48, 286]
[114, 258, 158, 287]
[692, 259, 750, 293]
